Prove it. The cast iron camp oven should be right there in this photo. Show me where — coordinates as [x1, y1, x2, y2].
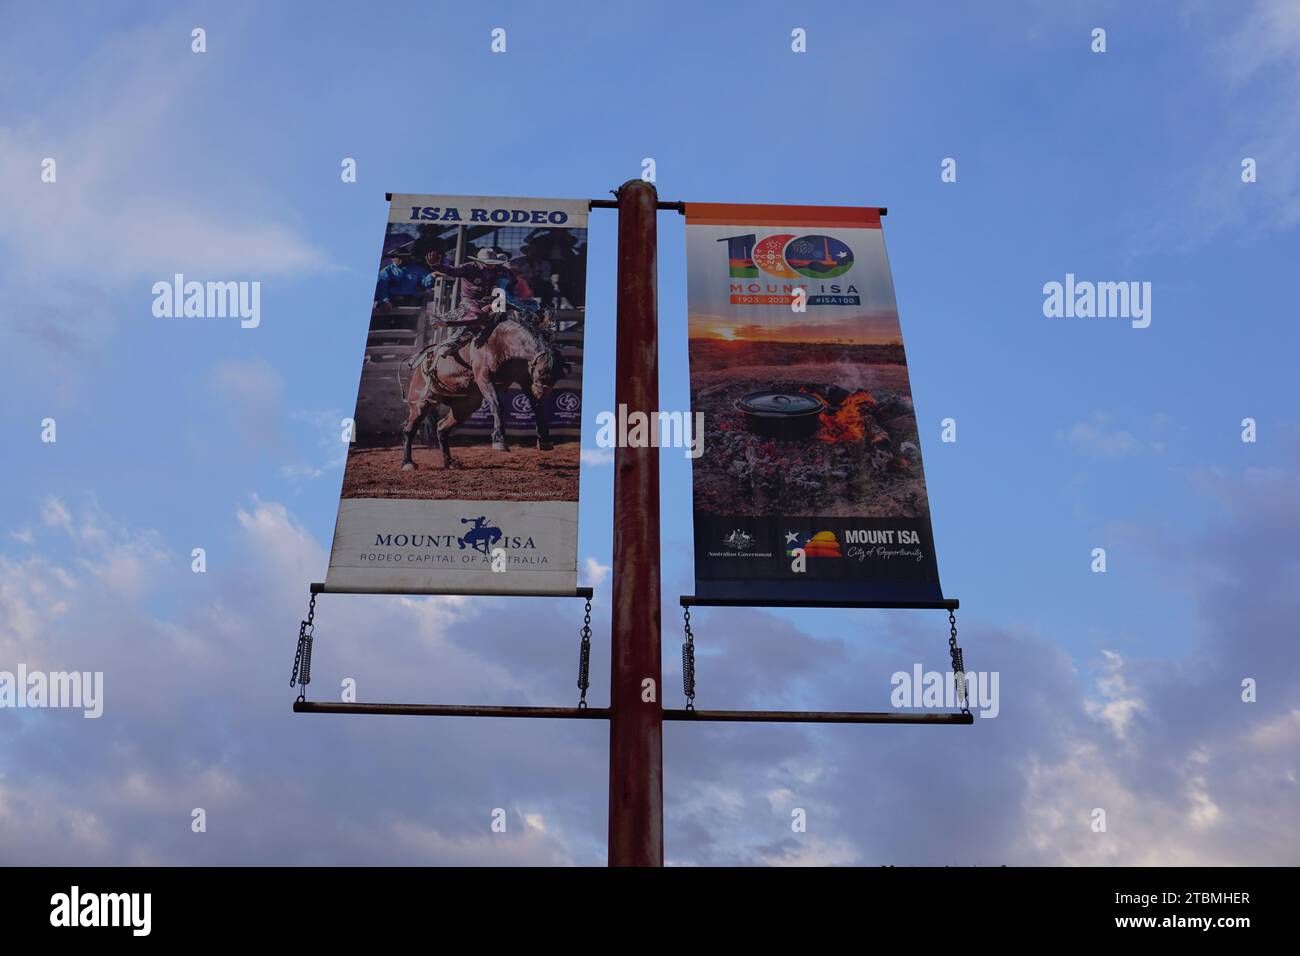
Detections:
[734, 389, 827, 439]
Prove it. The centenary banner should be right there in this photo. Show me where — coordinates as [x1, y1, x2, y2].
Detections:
[685, 202, 943, 603]
[325, 194, 588, 594]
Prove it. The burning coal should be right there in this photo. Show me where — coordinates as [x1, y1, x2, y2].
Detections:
[695, 377, 926, 518]
[815, 390, 875, 444]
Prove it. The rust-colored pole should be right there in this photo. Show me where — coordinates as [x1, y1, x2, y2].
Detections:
[608, 179, 664, 866]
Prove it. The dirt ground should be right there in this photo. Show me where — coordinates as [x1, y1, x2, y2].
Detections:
[341, 440, 580, 501]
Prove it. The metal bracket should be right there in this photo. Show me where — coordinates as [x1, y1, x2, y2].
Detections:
[670, 597, 971, 725]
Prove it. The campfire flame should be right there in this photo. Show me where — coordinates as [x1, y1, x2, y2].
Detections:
[815, 390, 877, 444]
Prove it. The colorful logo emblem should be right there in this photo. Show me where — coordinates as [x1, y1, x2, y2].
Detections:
[785, 530, 842, 559]
[719, 233, 854, 280]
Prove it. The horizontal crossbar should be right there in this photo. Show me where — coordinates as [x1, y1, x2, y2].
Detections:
[664, 708, 973, 724]
[588, 198, 685, 212]
[309, 583, 593, 599]
[292, 701, 970, 725]
[680, 595, 959, 611]
[382, 193, 887, 217]
[293, 701, 609, 719]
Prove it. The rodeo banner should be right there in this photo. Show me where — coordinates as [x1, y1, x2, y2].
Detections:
[325, 194, 588, 595]
[685, 202, 943, 603]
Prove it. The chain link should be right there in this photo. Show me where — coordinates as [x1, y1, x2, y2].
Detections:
[947, 608, 969, 716]
[576, 597, 592, 708]
[682, 606, 696, 711]
[290, 591, 317, 701]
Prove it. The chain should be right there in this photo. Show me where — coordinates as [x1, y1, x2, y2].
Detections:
[682, 606, 696, 711]
[576, 597, 592, 708]
[290, 591, 317, 702]
[947, 608, 969, 716]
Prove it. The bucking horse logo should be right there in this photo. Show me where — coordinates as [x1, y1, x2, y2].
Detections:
[458, 516, 503, 556]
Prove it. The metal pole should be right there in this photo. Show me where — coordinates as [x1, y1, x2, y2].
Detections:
[607, 179, 664, 867]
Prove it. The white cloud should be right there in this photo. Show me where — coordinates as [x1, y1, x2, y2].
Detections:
[280, 411, 351, 482]
[1084, 649, 1147, 742]
[234, 497, 324, 587]
[3, 469, 1298, 866]
[1064, 414, 1163, 458]
[388, 815, 570, 867]
[1137, 0, 1300, 249]
[0, 17, 322, 335]
[1222, 0, 1300, 83]
[0, 554, 74, 647]
[31, 497, 168, 600]
[754, 836, 860, 868]
[580, 448, 614, 466]
[1247, 709, 1300, 750]
[0, 19, 324, 378]
[0, 19, 321, 294]
[0, 496, 597, 864]
[582, 557, 611, 586]
[41, 496, 73, 532]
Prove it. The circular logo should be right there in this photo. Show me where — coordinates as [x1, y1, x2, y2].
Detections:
[555, 392, 581, 412]
[784, 234, 854, 279]
[511, 393, 533, 414]
[751, 234, 800, 279]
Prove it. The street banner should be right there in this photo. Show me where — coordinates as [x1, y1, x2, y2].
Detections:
[325, 194, 588, 595]
[685, 203, 943, 603]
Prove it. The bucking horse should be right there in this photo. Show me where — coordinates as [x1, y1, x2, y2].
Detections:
[401, 315, 567, 469]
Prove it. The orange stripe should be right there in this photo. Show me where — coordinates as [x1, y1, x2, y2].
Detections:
[686, 202, 881, 229]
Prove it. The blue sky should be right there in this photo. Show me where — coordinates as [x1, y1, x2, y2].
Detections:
[1, 0, 1297, 865]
